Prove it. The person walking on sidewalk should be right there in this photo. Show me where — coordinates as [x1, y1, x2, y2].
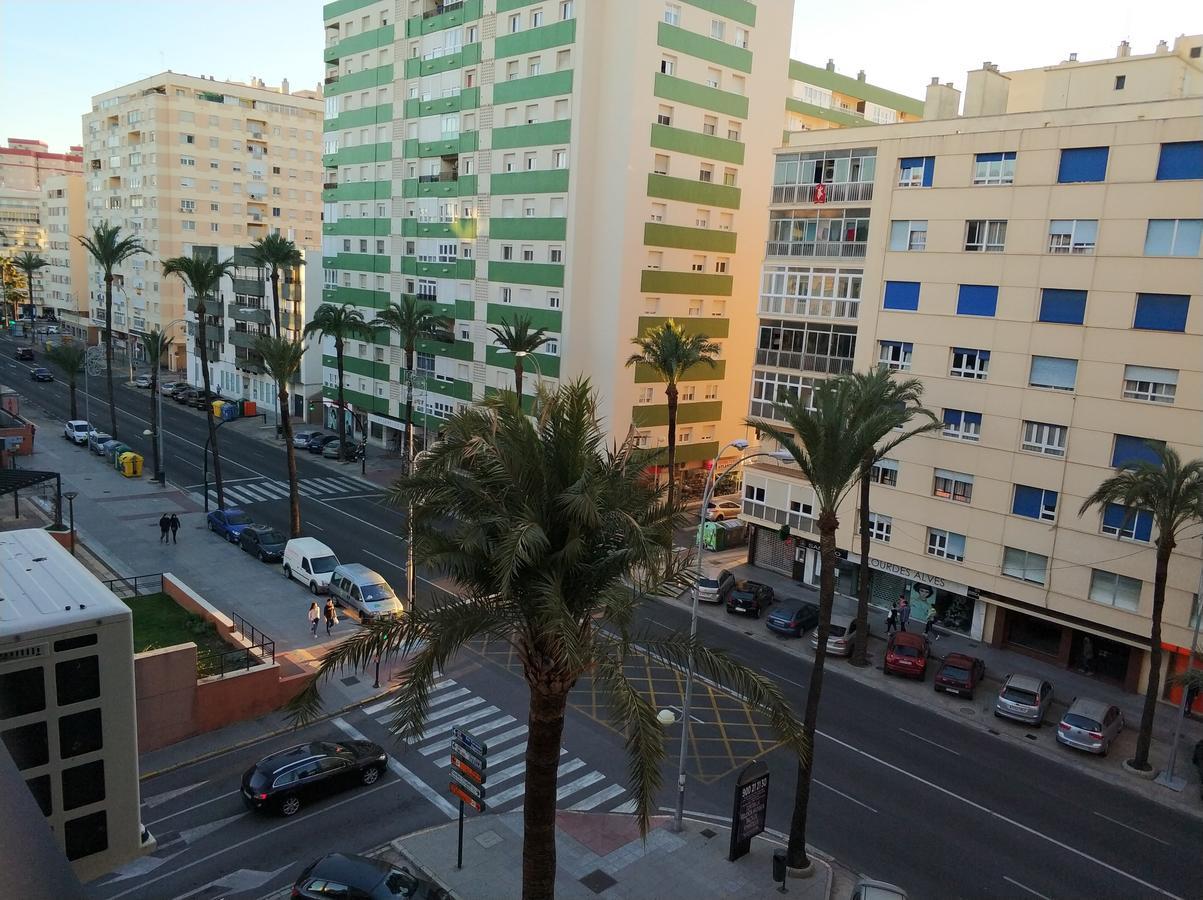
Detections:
[898, 596, 911, 632]
[323, 598, 338, 636]
[886, 602, 898, 636]
[924, 613, 940, 641]
[308, 602, 321, 638]
[169, 513, 180, 544]
[158, 514, 171, 544]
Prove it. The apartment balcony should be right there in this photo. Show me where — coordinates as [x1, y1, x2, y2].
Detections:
[186, 295, 223, 316]
[232, 277, 265, 296]
[324, 72, 340, 85]
[234, 349, 264, 375]
[741, 499, 818, 536]
[424, 1, 464, 18]
[771, 181, 874, 205]
[228, 329, 267, 350]
[755, 348, 854, 376]
[228, 302, 270, 325]
[765, 241, 867, 259]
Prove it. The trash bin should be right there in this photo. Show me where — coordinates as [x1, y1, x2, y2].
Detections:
[211, 399, 225, 418]
[108, 442, 130, 465]
[702, 521, 720, 551]
[220, 401, 239, 421]
[240, 400, 256, 417]
[118, 451, 143, 478]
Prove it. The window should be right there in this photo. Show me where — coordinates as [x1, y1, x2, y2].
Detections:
[1012, 485, 1058, 522]
[870, 459, 898, 487]
[664, 3, 680, 25]
[877, 340, 912, 371]
[553, 149, 567, 169]
[1022, 420, 1067, 457]
[950, 347, 989, 379]
[179, 155, 195, 167]
[1155, 141, 1203, 181]
[522, 247, 534, 261]
[898, 156, 935, 187]
[528, 57, 542, 76]
[956, 284, 998, 317]
[550, 247, 563, 263]
[1028, 356, 1077, 391]
[698, 163, 713, 182]
[1057, 146, 1109, 183]
[1123, 365, 1177, 403]
[933, 469, 973, 504]
[1038, 288, 1087, 324]
[500, 287, 512, 303]
[973, 151, 1015, 185]
[710, 19, 725, 39]
[1101, 504, 1154, 542]
[652, 153, 669, 176]
[888, 219, 926, 251]
[531, 9, 543, 27]
[180, 199, 196, 213]
[560, 1, 573, 19]
[1133, 293, 1189, 332]
[660, 56, 675, 76]
[1114, 75, 1126, 90]
[657, 105, 673, 126]
[868, 513, 892, 543]
[1048, 219, 1097, 254]
[1089, 570, 1141, 611]
[964, 220, 1006, 252]
[1002, 548, 1048, 585]
[508, 14, 521, 32]
[942, 409, 982, 442]
[1144, 219, 1203, 256]
[548, 294, 561, 308]
[1111, 435, 1164, 469]
[0, 667, 44, 718]
[883, 281, 919, 311]
[927, 528, 966, 562]
[734, 27, 748, 49]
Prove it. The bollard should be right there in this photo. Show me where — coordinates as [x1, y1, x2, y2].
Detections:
[772, 849, 788, 893]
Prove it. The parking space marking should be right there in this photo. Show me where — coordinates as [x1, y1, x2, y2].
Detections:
[899, 727, 962, 756]
[1092, 812, 1172, 847]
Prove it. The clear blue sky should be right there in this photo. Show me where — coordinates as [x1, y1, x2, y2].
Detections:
[0, 1, 1198, 153]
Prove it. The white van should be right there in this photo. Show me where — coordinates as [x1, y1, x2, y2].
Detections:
[282, 537, 340, 594]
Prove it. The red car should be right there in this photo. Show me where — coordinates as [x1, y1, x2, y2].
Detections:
[934, 652, 986, 699]
[883, 631, 929, 679]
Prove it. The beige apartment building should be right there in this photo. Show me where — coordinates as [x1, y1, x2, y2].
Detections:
[741, 36, 1203, 702]
[43, 174, 88, 330]
[82, 74, 324, 368]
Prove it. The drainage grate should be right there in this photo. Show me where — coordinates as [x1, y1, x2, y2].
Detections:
[700, 828, 717, 839]
[340, 676, 361, 687]
[580, 869, 618, 894]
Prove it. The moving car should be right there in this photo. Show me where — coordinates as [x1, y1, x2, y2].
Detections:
[239, 524, 287, 562]
[64, 420, 91, 444]
[328, 563, 404, 620]
[994, 673, 1054, 726]
[765, 600, 819, 637]
[933, 653, 986, 699]
[283, 537, 340, 594]
[307, 434, 339, 454]
[810, 613, 865, 658]
[292, 853, 449, 900]
[88, 430, 113, 454]
[206, 507, 254, 543]
[1056, 698, 1123, 755]
[241, 740, 387, 818]
[726, 580, 773, 617]
[133, 374, 152, 388]
[883, 631, 930, 679]
[29, 367, 53, 381]
[293, 430, 324, 448]
[15, 347, 34, 360]
[705, 499, 742, 522]
[695, 568, 736, 604]
[159, 380, 183, 395]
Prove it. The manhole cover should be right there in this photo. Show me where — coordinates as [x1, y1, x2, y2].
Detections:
[475, 830, 503, 849]
[580, 869, 618, 894]
[700, 828, 717, 839]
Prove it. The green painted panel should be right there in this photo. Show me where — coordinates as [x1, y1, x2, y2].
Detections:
[649, 123, 744, 164]
[323, 353, 390, 380]
[404, 88, 480, 119]
[492, 70, 574, 104]
[328, 253, 390, 274]
[640, 269, 732, 295]
[324, 103, 393, 133]
[324, 0, 378, 19]
[417, 336, 474, 361]
[326, 24, 394, 62]
[403, 43, 482, 78]
[324, 218, 390, 236]
[400, 218, 477, 239]
[485, 344, 560, 377]
[486, 303, 562, 332]
[326, 65, 393, 97]
[400, 258, 477, 280]
[653, 72, 748, 118]
[646, 173, 740, 209]
[323, 142, 391, 168]
[682, 0, 755, 26]
[455, 299, 476, 320]
[643, 222, 737, 253]
[489, 217, 567, 241]
[636, 316, 729, 338]
[322, 384, 391, 415]
[488, 261, 564, 287]
[631, 400, 723, 427]
[495, 18, 576, 58]
[490, 169, 570, 195]
[426, 377, 474, 402]
[410, 131, 479, 158]
[322, 286, 391, 310]
[788, 59, 924, 117]
[657, 22, 751, 74]
[784, 97, 867, 128]
[401, 176, 479, 199]
[491, 119, 572, 149]
[633, 359, 725, 383]
[674, 440, 721, 464]
[496, 0, 539, 10]
[322, 180, 391, 203]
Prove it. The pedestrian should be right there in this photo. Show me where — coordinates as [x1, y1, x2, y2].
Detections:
[308, 602, 321, 638]
[924, 613, 940, 641]
[886, 603, 898, 635]
[169, 513, 180, 544]
[158, 513, 170, 544]
[323, 598, 337, 636]
[898, 596, 911, 632]
[1080, 636, 1095, 675]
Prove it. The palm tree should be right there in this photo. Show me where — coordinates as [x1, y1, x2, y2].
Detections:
[44, 342, 86, 419]
[250, 233, 304, 336]
[749, 378, 907, 874]
[163, 254, 235, 510]
[288, 380, 805, 900]
[1, 256, 26, 324]
[256, 335, 307, 537]
[304, 303, 369, 461]
[142, 327, 173, 482]
[77, 222, 147, 438]
[488, 313, 552, 409]
[1080, 444, 1203, 772]
[13, 251, 48, 345]
[844, 368, 940, 666]
[373, 296, 451, 464]
[626, 320, 719, 511]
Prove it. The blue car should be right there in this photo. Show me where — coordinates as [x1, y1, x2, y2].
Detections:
[206, 507, 254, 543]
[765, 601, 819, 637]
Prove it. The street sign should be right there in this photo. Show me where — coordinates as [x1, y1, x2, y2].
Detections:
[453, 727, 487, 757]
[451, 753, 485, 784]
[451, 740, 487, 774]
[450, 783, 484, 813]
[728, 760, 770, 862]
[449, 728, 490, 866]
[450, 767, 486, 801]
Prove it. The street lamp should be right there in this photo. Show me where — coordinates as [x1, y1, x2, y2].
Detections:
[63, 491, 78, 556]
[672, 439, 794, 833]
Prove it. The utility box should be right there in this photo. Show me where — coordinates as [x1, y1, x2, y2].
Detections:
[220, 402, 239, 421]
[118, 451, 143, 478]
[240, 399, 256, 417]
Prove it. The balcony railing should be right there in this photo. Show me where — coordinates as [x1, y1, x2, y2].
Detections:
[417, 172, 458, 183]
[424, 1, 464, 18]
[741, 500, 818, 536]
[758, 296, 860, 320]
[755, 349, 854, 375]
[323, 180, 338, 189]
[765, 241, 867, 259]
[324, 73, 340, 85]
[771, 181, 874, 205]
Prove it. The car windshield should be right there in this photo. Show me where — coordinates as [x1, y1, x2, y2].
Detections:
[1002, 686, 1038, 705]
[259, 530, 286, 544]
[311, 555, 338, 574]
[698, 578, 719, 589]
[940, 665, 970, 681]
[362, 583, 394, 602]
[225, 512, 251, 526]
[1063, 713, 1101, 731]
[383, 868, 419, 897]
[828, 624, 848, 637]
[893, 644, 920, 658]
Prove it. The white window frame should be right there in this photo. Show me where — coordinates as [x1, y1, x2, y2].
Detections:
[1122, 365, 1177, 404]
[877, 341, 912, 371]
[1002, 547, 1048, 585]
[933, 469, 973, 504]
[888, 219, 927, 251]
[927, 528, 966, 562]
[1048, 219, 1097, 254]
[1021, 420, 1067, 457]
[973, 153, 1015, 185]
[942, 410, 981, 442]
[964, 219, 1007, 252]
[868, 513, 892, 543]
[870, 459, 898, 487]
[949, 348, 989, 380]
[663, 3, 681, 26]
[1088, 569, 1141, 611]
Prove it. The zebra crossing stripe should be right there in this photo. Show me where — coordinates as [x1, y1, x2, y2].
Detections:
[418, 720, 523, 757]
[363, 679, 458, 717]
[570, 784, 626, 811]
[423, 687, 471, 707]
[613, 799, 638, 814]
[401, 705, 501, 743]
[556, 771, 605, 801]
[486, 741, 529, 766]
[488, 757, 582, 807]
[422, 698, 484, 722]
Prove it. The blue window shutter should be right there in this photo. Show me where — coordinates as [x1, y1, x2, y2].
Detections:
[964, 411, 982, 428]
[899, 156, 922, 168]
[1112, 435, 1164, 468]
[1134, 511, 1153, 542]
[922, 157, 934, 187]
[1134, 293, 1189, 332]
[883, 280, 920, 311]
[976, 152, 1003, 163]
[1156, 141, 1203, 181]
[1102, 503, 1128, 530]
[1012, 485, 1041, 518]
[1038, 288, 1087, 324]
[1058, 147, 1109, 183]
[956, 284, 998, 317]
[1042, 490, 1058, 515]
[942, 408, 960, 426]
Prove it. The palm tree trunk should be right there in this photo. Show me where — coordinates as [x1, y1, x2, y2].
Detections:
[149, 369, 160, 480]
[104, 276, 118, 438]
[514, 358, 524, 408]
[522, 684, 570, 900]
[335, 338, 348, 459]
[1132, 542, 1173, 770]
[269, 269, 281, 336]
[786, 510, 839, 871]
[280, 384, 302, 537]
[851, 456, 873, 667]
[665, 382, 678, 510]
[68, 380, 78, 420]
[197, 305, 225, 509]
[27, 274, 36, 346]
[404, 345, 415, 470]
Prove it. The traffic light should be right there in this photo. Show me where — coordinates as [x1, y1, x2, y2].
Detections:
[308, 400, 316, 412]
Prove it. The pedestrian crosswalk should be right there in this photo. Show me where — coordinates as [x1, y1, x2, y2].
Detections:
[363, 678, 634, 815]
[191, 475, 382, 508]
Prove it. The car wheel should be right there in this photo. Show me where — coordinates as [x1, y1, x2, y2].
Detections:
[279, 795, 301, 817]
[283, 564, 291, 580]
[310, 581, 319, 595]
[207, 520, 214, 532]
[725, 607, 733, 615]
[361, 765, 381, 785]
[1100, 740, 1109, 758]
[258, 550, 267, 562]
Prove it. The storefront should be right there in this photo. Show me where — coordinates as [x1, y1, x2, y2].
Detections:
[1164, 641, 1203, 717]
[749, 525, 803, 577]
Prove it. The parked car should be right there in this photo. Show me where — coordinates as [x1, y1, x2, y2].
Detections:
[133, 373, 152, 388]
[994, 673, 1054, 726]
[175, 387, 200, 404]
[726, 580, 773, 617]
[63, 420, 91, 445]
[293, 430, 324, 448]
[811, 613, 865, 658]
[292, 853, 449, 900]
[765, 600, 819, 637]
[191, 389, 221, 409]
[44, 325, 59, 335]
[159, 380, 183, 395]
[884, 631, 930, 679]
[308, 434, 339, 454]
[850, 879, 908, 900]
[241, 740, 387, 818]
[15, 347, 34, 360]
[29, 367, 53, 382]
[705, 499, 742, 522]
[328, 563, 404, 620]
[206, 507, 255, 543]
[322, 439, 347, 459]
[283, 537, 340, 594]
[933, 652, 986, 699]
[88, 430, 113, 454]
[1056, 698, 1124, 755]
[239, 524, 287, 562]
[695, 568, 735, 604]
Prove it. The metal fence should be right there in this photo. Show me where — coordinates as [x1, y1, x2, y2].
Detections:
[101, 573, 164, 598]
[196, 612, 275, 679]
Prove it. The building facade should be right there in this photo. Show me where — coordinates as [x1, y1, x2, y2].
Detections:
[742, 38, 1203, 703]
[320, 0, 794, 461]
[43, 174, 89, 334]
[82, 74, 323, 368]
[783, 59, 923, 136]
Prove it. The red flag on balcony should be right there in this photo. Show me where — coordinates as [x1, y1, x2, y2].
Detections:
[814, 182, 827, 204]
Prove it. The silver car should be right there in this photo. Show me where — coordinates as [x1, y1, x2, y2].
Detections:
[1057, 697, 1124, 755]
[810, 613, 864, 658]
[694, 568, 734, 604]
[994, 673, 1053, 726]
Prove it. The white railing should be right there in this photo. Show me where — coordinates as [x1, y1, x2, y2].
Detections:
[771, 181, 874, 205]
[766, 241, 867, 259]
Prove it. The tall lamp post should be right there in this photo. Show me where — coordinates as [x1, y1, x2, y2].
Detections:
[63, 491, 79, 556]
[672, 440, 793, 832]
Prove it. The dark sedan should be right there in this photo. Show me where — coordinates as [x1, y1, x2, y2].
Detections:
[29, 367, 54, 382]
[242, 740, 387, 817]
[934, 652, 986, 698]
[293, 854, 449, 900]
[308, 433, 339, 453]
[726, 580, 774, 617]
[765, 600, 819, 637]
[239, 524, 287, 562]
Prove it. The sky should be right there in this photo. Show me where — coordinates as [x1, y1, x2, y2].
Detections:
[0, 0, 1199, 153]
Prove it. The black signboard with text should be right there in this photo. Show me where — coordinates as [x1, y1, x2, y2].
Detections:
[728, 760, 770, 861]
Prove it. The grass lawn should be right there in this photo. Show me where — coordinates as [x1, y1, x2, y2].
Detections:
[124, 592, 234, 676]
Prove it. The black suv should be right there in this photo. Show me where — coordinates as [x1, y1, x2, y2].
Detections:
[293, 854, 449, 900]
[726, 580, 774, 617]
[239, 524, 287, 562]
[241, 740, 387, 817]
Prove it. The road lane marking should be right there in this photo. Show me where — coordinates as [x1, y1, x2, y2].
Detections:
[556, 771, 605, 801]
[1092, 811, 1172, 847]
[145, 790, 241, 827]
[814, 778, 878, 813]
[140, 780, 208, 808]
[331, 717, 456, 819]
[1003, 876, 1052, 899]
[419, 721, 524, 757]
[364, 550, 404, 571]
[898, 727, 962, 756]
[571, 784, 626, 811]
[364, 679, 459, 716]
